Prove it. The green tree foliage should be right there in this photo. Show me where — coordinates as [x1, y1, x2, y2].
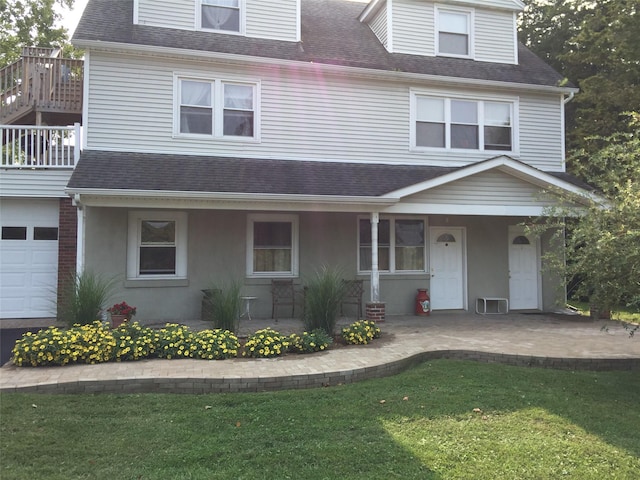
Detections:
[520, 0, 640, 153]
[1, 0, 75, 67]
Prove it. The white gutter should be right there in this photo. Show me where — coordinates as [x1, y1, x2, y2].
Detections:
[72, 39, 579, 96]
[563, 91, 576, 104]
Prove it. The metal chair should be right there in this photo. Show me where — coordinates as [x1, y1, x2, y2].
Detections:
[271, 279, 295, 322]
[341, 279, 364, 319]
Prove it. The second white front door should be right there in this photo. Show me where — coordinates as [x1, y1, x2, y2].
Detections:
[508, 226, 540, 310]
[429, 227, 465, 310]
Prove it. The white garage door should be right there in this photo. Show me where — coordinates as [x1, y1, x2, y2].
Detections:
[0, 199, 59, 319]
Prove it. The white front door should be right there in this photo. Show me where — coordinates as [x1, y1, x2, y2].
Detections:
[429, 227, 465, 310]
[508, 226, 540, 310]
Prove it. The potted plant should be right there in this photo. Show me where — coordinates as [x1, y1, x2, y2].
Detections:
[107, 301, 137, 328]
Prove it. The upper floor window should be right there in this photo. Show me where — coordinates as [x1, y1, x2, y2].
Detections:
[201, 0, 241, 32]
[358, 217, 426, 273]
[176, 77, 258, 140]
[412, 93, 515, 152]
[436, 7, 473, 58]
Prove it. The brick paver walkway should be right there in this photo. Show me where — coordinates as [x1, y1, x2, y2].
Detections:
[1, 313, 638, 394]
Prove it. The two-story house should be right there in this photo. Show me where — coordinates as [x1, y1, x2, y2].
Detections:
[59, 0, 596, 322]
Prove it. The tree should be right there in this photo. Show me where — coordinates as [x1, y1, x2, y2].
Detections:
[0, 0, 75, 68]
[534, 117, 640, 316]
[519, 0, 640, 153]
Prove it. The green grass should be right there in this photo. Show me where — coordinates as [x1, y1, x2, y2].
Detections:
[568, 301, 640, 323]
[2, 360, 639, 479]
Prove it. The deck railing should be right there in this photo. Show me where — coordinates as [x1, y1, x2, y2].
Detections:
[1, 124, 81, 168]
[0, 47, 83, 122]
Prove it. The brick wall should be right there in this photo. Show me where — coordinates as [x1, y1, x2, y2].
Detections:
[57, 197, 77, 316]
[366, 302, 385, 322]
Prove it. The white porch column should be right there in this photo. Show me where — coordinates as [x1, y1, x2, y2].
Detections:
[370, 212, 380, 302]
[73, 194, 85, 274]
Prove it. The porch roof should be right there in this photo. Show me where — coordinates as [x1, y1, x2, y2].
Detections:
[67, 150, 594, 205]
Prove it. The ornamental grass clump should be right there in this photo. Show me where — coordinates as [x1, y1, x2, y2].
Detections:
[192, 329, 240, 360]
[154, 324, 197, 359]
[289, 329, 333, 353]
[303, 265, 346, 335]
[111, 321, 156, 362]
[243, 328, 290, 358]
[341, 320, 381, 345]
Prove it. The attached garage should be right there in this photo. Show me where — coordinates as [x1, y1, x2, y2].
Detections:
[0, 199, 59, 319]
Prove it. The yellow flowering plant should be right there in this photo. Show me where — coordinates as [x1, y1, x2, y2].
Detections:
[243, 328, 290, 358]
[341, 320, 382, 345]
[289, 328, 333, 353]
[154, 323, 196, 360]
[191, 329, 240, 360]
[111, 321, 157, 362]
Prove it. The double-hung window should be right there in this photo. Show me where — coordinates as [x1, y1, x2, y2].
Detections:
[177, 77, 257, 140]
[127, 211, 188, 280]
[247, 214, 299, 277]
[201, 0, 241, 33]
[358, 218, 426, 273]
[414, 94, 514, 152]
[436, 7, 472, 58]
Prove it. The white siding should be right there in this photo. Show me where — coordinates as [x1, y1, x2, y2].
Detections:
[391, 0, 517, 64]
[519, 93, 564, 171]
[475, 9, 515, 64]
[246, 0, 298, 41]
[85, 52, 564, 171]
[404, 170, 558, 207]
[136, 0, 298, 40]
[0, 170, 73, 197]
[392, 0, 435, 56]
[368, 2, 389, 50]
[137, 0, 195, 29]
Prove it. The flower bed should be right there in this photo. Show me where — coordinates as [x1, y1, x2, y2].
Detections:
[10, 320, 381, 367]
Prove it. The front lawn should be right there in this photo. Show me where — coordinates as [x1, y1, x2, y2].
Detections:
[1, 360, 639, 479]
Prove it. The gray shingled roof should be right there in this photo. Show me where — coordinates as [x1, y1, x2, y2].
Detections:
[67, 151, 593, 196]
[73, 0, 568, 88]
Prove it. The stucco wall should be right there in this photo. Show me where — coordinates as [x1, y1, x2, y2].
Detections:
[83, 209, 564, 322]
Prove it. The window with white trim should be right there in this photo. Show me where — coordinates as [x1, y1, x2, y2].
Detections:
[127, 211, 188, 279]
[247, 214, 299, 277]
[358, 217, 426, 273]
[436, 7, 472, 57]
[200, 0, 241, 33]
[413, 94, 514, 152]
[177, 77, 257, 139]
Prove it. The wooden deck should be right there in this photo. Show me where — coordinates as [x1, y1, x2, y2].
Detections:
[0, 47, 83, 126]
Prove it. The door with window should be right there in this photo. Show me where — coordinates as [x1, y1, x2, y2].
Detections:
[429, 227, 465, 310]
[508, 226, 540, 310]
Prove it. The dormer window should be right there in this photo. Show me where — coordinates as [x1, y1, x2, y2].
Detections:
[201, 0, 241, 33]
[436, 7, 473, 58]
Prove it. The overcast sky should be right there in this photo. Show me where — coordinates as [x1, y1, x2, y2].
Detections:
[58, 0, 89, 36]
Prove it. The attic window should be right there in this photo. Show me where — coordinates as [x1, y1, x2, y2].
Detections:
[436, 7, 472, 58]
[201, 0, 240, 33]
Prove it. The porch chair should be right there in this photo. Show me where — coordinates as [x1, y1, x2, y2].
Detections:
[341, 279, 364, 319]
[271, 279, 295, 322]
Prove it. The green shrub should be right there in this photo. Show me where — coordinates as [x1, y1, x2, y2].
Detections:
[289, 329, 333, 353]
[59, 270, 116, 326]
[243, 328, 290, 358]
[192, 329, 240, 360]
[154, 324, 197, 359]
[111, 321, 157, 362]
[205, 280, 243, 332]
[303, 265, 346, 335]
[11, 321, 116, 367]
[341, 320, 381, 345]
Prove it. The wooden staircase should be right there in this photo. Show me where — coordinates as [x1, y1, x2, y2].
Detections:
[0, 47, 83, 127]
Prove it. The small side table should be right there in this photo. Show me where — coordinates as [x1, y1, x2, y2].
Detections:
[240, 296, 257, 321]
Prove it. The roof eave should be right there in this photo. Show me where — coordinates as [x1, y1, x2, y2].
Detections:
[72, 39, 578, 95]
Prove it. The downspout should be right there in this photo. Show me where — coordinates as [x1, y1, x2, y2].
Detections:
[370, 212, 380, 302]
[563, 91, 575, 104]
[72, 194, 85, 274]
